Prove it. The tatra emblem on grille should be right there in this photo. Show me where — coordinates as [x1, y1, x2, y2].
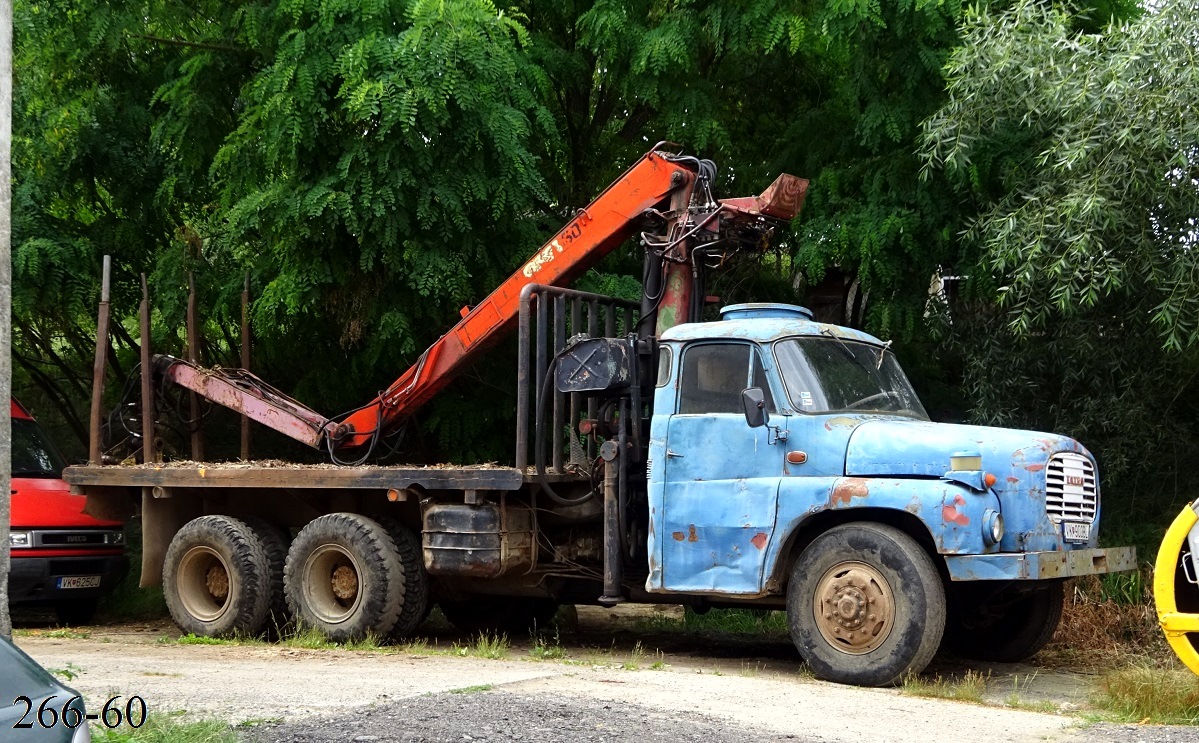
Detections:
[1066, 475, 1084, 486]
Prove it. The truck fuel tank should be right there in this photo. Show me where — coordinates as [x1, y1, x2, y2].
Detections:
[422, 503, 536, 578]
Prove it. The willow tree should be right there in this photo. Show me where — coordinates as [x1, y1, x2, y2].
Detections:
[923, 0, 1199, 516]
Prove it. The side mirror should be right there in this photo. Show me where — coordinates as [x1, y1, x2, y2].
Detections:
[741, 388, 769, 428]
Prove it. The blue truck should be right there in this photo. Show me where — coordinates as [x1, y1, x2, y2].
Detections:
[66, 145, 1135, 686]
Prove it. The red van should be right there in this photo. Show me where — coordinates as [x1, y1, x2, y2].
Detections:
[9, 399, 128, 625]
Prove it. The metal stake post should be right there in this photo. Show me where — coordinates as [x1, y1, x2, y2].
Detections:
[88, 256, 112, 464]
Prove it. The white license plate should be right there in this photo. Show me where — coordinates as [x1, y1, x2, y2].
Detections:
[57, 575, 101, 589]
[1063, 522, 1092, 543]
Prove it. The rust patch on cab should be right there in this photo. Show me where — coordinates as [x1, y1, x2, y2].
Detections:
[750, 532, 769, 550]
[831, 478, 870, 506]
[687, 524, 699, 543]
[1026, 463, 1045, 472]
[672, 531, 686, 542]
[942, 494, 970, 526]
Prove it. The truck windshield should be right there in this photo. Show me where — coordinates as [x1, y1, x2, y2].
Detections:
[13, 419, 68, 478]
[773, 337, 928, 418]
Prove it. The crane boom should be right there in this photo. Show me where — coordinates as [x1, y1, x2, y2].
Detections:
[155, 144, 807, 454]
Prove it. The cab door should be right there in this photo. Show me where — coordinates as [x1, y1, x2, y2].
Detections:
[656, 342, 785, 594]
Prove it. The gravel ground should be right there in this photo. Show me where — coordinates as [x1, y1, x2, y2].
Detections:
[247, 690, 799, 743]
[1072, 724, 1199, 743]
[13, 612, 1199, 743]
[247, 692, 1199, 743]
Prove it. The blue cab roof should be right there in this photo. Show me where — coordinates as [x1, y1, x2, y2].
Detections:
[659, 303, 886, 346]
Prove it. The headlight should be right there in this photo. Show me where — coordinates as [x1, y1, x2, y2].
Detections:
[9, 531, 32, 548]
[982, 510, 1004, 546]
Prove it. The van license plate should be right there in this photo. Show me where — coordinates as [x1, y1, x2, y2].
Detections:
[1063, 522, 1091, 543]
[57, 576, 101, 589]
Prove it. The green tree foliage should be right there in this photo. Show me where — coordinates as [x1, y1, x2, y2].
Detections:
[11, 1, 191, 448]
[10, 0, 1145, 476]
[923, 0, 1199, 514]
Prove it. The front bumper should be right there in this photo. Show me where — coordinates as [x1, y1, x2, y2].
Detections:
[945, 546, 1137, 582]
[9, 554, 130, 605]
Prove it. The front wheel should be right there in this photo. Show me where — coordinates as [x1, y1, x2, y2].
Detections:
[787, 522, 945, 687]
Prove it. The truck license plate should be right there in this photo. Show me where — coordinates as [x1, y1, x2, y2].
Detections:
[1063, 522, 1092, 543]
[57, 575, 101, 589]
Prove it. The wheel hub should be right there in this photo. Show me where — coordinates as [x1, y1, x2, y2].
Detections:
[814, 561, 895, 655]
[331, 564, 359, 601]
[177, 546, 231, 622]
[205, 565, 230, 600]
[303, 543, 365, 624]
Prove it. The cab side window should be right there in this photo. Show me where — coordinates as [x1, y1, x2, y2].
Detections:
[752, 352, 776, 413]
[678, 344, 751, 414]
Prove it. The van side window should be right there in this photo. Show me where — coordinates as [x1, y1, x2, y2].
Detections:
[678, 344, 751, 414]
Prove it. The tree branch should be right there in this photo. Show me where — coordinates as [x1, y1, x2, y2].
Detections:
[127, 33, 251, 54]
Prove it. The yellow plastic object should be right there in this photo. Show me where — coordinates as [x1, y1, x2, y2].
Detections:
[1154, 500, 1199, 675]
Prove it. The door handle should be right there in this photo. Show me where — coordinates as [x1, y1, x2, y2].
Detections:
[666, 450, 684, 458]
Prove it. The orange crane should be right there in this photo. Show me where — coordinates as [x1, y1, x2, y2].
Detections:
[155, 143, 807, 456]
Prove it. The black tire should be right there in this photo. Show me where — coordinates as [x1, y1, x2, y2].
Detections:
[945, 581, 1064, 663]
[284, 513, 404, 643]
[787, 522, 945, 687]
[439, 597, 559, 636]
[163, 515, 272, 638]
[375, 517, 431, 638]
[54, 599, 98, 626]
[240, 517, 292, 631]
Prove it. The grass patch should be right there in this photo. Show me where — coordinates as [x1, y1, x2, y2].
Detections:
[638, 607, 789, 636]
[902, 670, 988, 703]
[47, 628, 91, 639]
[48, 662, 82, 682]
[453, 632, 509, 659]
[1046, 573, 1169, 668]
[449, 684, 494, 694]
[173, 634, 230, 646]
[1097, 666, 1199, 725]
[529, 629, 566, 660]
[163, 625, 390, 652]
[90, 716, 237, 742]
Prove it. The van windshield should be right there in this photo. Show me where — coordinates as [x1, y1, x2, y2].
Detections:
[13, 419, 68, 477]
[773, 337, 928, 418]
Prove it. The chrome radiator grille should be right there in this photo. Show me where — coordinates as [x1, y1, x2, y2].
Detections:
[1045, 452, 1098, 523]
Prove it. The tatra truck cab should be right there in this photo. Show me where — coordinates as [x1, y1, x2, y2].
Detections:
[643, 303, 1131, 685]
[9, 400, 128, 625]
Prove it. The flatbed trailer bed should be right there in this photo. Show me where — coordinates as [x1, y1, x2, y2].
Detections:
[63, 462, 588, 588]
[64, 461, 529, 493]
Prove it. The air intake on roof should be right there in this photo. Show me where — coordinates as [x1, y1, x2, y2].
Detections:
[719, 303, 814, 321]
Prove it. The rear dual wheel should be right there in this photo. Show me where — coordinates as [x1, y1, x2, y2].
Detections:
[163, 513, 430, 643]
[163, 515, 273, 638]
[284, 513, 429, 643]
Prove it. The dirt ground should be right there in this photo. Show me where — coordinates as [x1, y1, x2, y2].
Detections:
[11, 606, 1197, 742]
